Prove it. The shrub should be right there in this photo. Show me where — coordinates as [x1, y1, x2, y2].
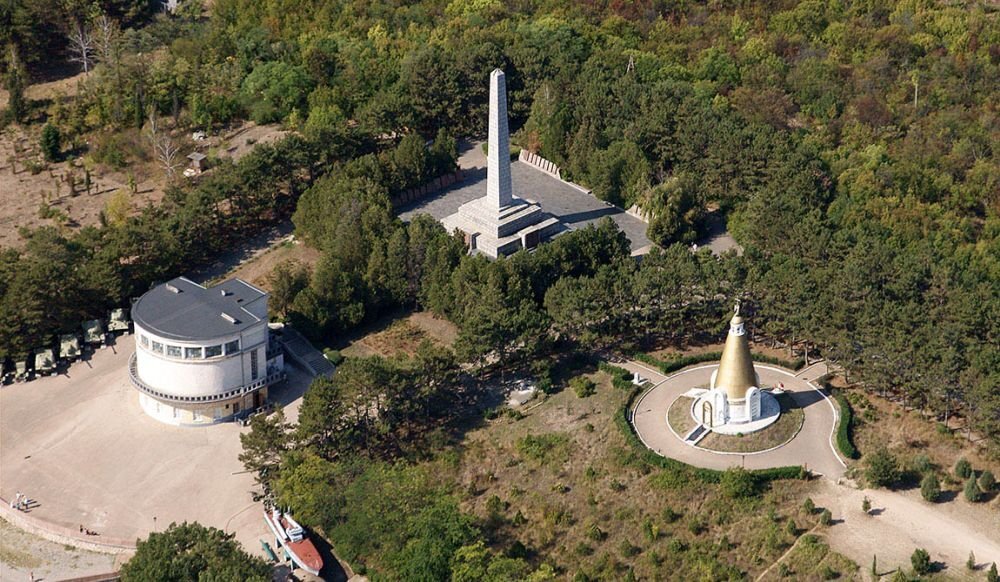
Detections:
[516, 433, 569, 463]
[979, 470, 995, 492]
[323, 348, 344, 365]
[833, 392, 859, 459]
[785, 519, 797, 535]
[661, 507, 681, 523]
[911, 453, 932, 474]
[819, 565, 838, 580]
[920, 474, 941, 502]
[955, 457, 972, 479]
[803, 497, 815, 514]
[911, 548, 931, 575]
[585, 522, 606, 541]
[968, 551, 976, 570]
[864, 446, 899, 488]
[720, 467, 758, 498]
[963, 476, 983, 502]
[598, 362, 633, 390]
[619, 539, 640, 557]
[40, 123, 61, 162]
[571, 376, 597, 398]
[862, 496, 871, 514]
[988, 562, 998, 582]
[819, 509, 832, 526]
[574, 542, 594, 556]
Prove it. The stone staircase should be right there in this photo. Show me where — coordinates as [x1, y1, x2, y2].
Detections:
[278, 326, 335, 378]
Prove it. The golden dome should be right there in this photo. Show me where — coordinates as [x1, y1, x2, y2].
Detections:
[714, 306, 758, 401]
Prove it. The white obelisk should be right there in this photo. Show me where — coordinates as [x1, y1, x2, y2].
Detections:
[486, 69, 513, 210]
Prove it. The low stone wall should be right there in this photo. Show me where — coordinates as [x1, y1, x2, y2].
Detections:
[0, 495, 136, 553]
[391, 170, 464, 208]
[518, 149, 561, 179]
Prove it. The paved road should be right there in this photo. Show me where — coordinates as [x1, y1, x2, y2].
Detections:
[624, 360, 846, 479]
[399, 141, 652, 253]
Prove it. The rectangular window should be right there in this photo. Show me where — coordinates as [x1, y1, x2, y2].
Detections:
[152, 341, 163, 354]
[251, 349, 259, 381]
[225, 340, 240, 355]
[140, 335, 149, 348]
[205, 345, 222, 358]
[184, 347, 202, 359]
[166, 345, 182, 358]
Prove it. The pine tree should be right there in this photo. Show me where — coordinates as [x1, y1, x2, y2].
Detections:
[987, 562, 998, 582]
[5, 48, 28, 123]
[920, 473, 941, 502]
[871, 554, 877, 578]
[967, 551, 976, 570]
[963, 476, 982, 503]
[862, 496, 871, 514]
[979, 470, 995, 492]
[40, 124, 61, 162]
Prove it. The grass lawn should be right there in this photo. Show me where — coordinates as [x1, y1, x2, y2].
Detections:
[698, 394, 804, 453]
[758, 532, 859, 581]
[667, 396, 696, 437]
[455, 369, 855, 580]
[338, 311, 458, 358]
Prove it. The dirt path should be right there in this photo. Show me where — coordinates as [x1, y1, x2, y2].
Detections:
[811, 480, 1000, 576]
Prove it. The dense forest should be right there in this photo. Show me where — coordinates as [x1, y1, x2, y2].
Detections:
[2, 0, 999, 576]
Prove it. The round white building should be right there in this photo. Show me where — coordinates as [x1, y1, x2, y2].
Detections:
[129, 277, 285, 426]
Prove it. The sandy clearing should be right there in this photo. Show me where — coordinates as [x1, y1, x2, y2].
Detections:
[812, 479, 1000, 576]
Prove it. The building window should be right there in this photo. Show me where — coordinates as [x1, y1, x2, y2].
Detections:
[152, 341, 163, 354]
[166, 345, 182, 358]
[140, 335, 149, 348]
[251, 349, 259, 381]
[205, 344, 222, 358]
[184, 347, 202, 359]
[225, 340, 240, 355]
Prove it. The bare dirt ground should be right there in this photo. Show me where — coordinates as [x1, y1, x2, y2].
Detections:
[0, 124, 166, 248]
[216, 122, 289, 162]
[0, 517, 120, 582]
[205, 234, 319, 289]
[340, 312, 458, 358]
[812, 480, 1000, 577]
[0, 119, 286, 249]
[0, 342, 315, 579]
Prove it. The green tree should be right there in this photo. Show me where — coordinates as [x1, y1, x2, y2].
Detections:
[980, 470, 995, 492]
[963, 476, 982, 502]
[720, 467, 757, 499]
[266, 259, 311, 318]
[238, 409, 292, 490]
[988, 562, 998, 582]
[920, 473, 940, 502]
[4, 47, 28, 123]
[955, 457, 972, 479]
[40, 123, 60, 162]
[911, 548, 931, 575]
[240, 61, 314, 123]
[644, 174, 704, 246]
[450, 541, 531, 582]
[864, 446, 899, 488]
[119, 522, 269, 581]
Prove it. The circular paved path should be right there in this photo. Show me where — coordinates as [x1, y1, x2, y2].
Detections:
[625, 361, 847, 479]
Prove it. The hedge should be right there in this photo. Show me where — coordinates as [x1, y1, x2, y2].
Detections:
[598, 362, 634, 390]
[614, 384, 805, 486]
[634, 351, 805, 375]
[833, 391, 859, 459]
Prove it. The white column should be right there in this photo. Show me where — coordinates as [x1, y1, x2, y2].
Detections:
[486, 69, 513, 210]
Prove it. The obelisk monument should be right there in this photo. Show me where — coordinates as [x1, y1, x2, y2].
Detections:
[486, 69, 513, 210]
